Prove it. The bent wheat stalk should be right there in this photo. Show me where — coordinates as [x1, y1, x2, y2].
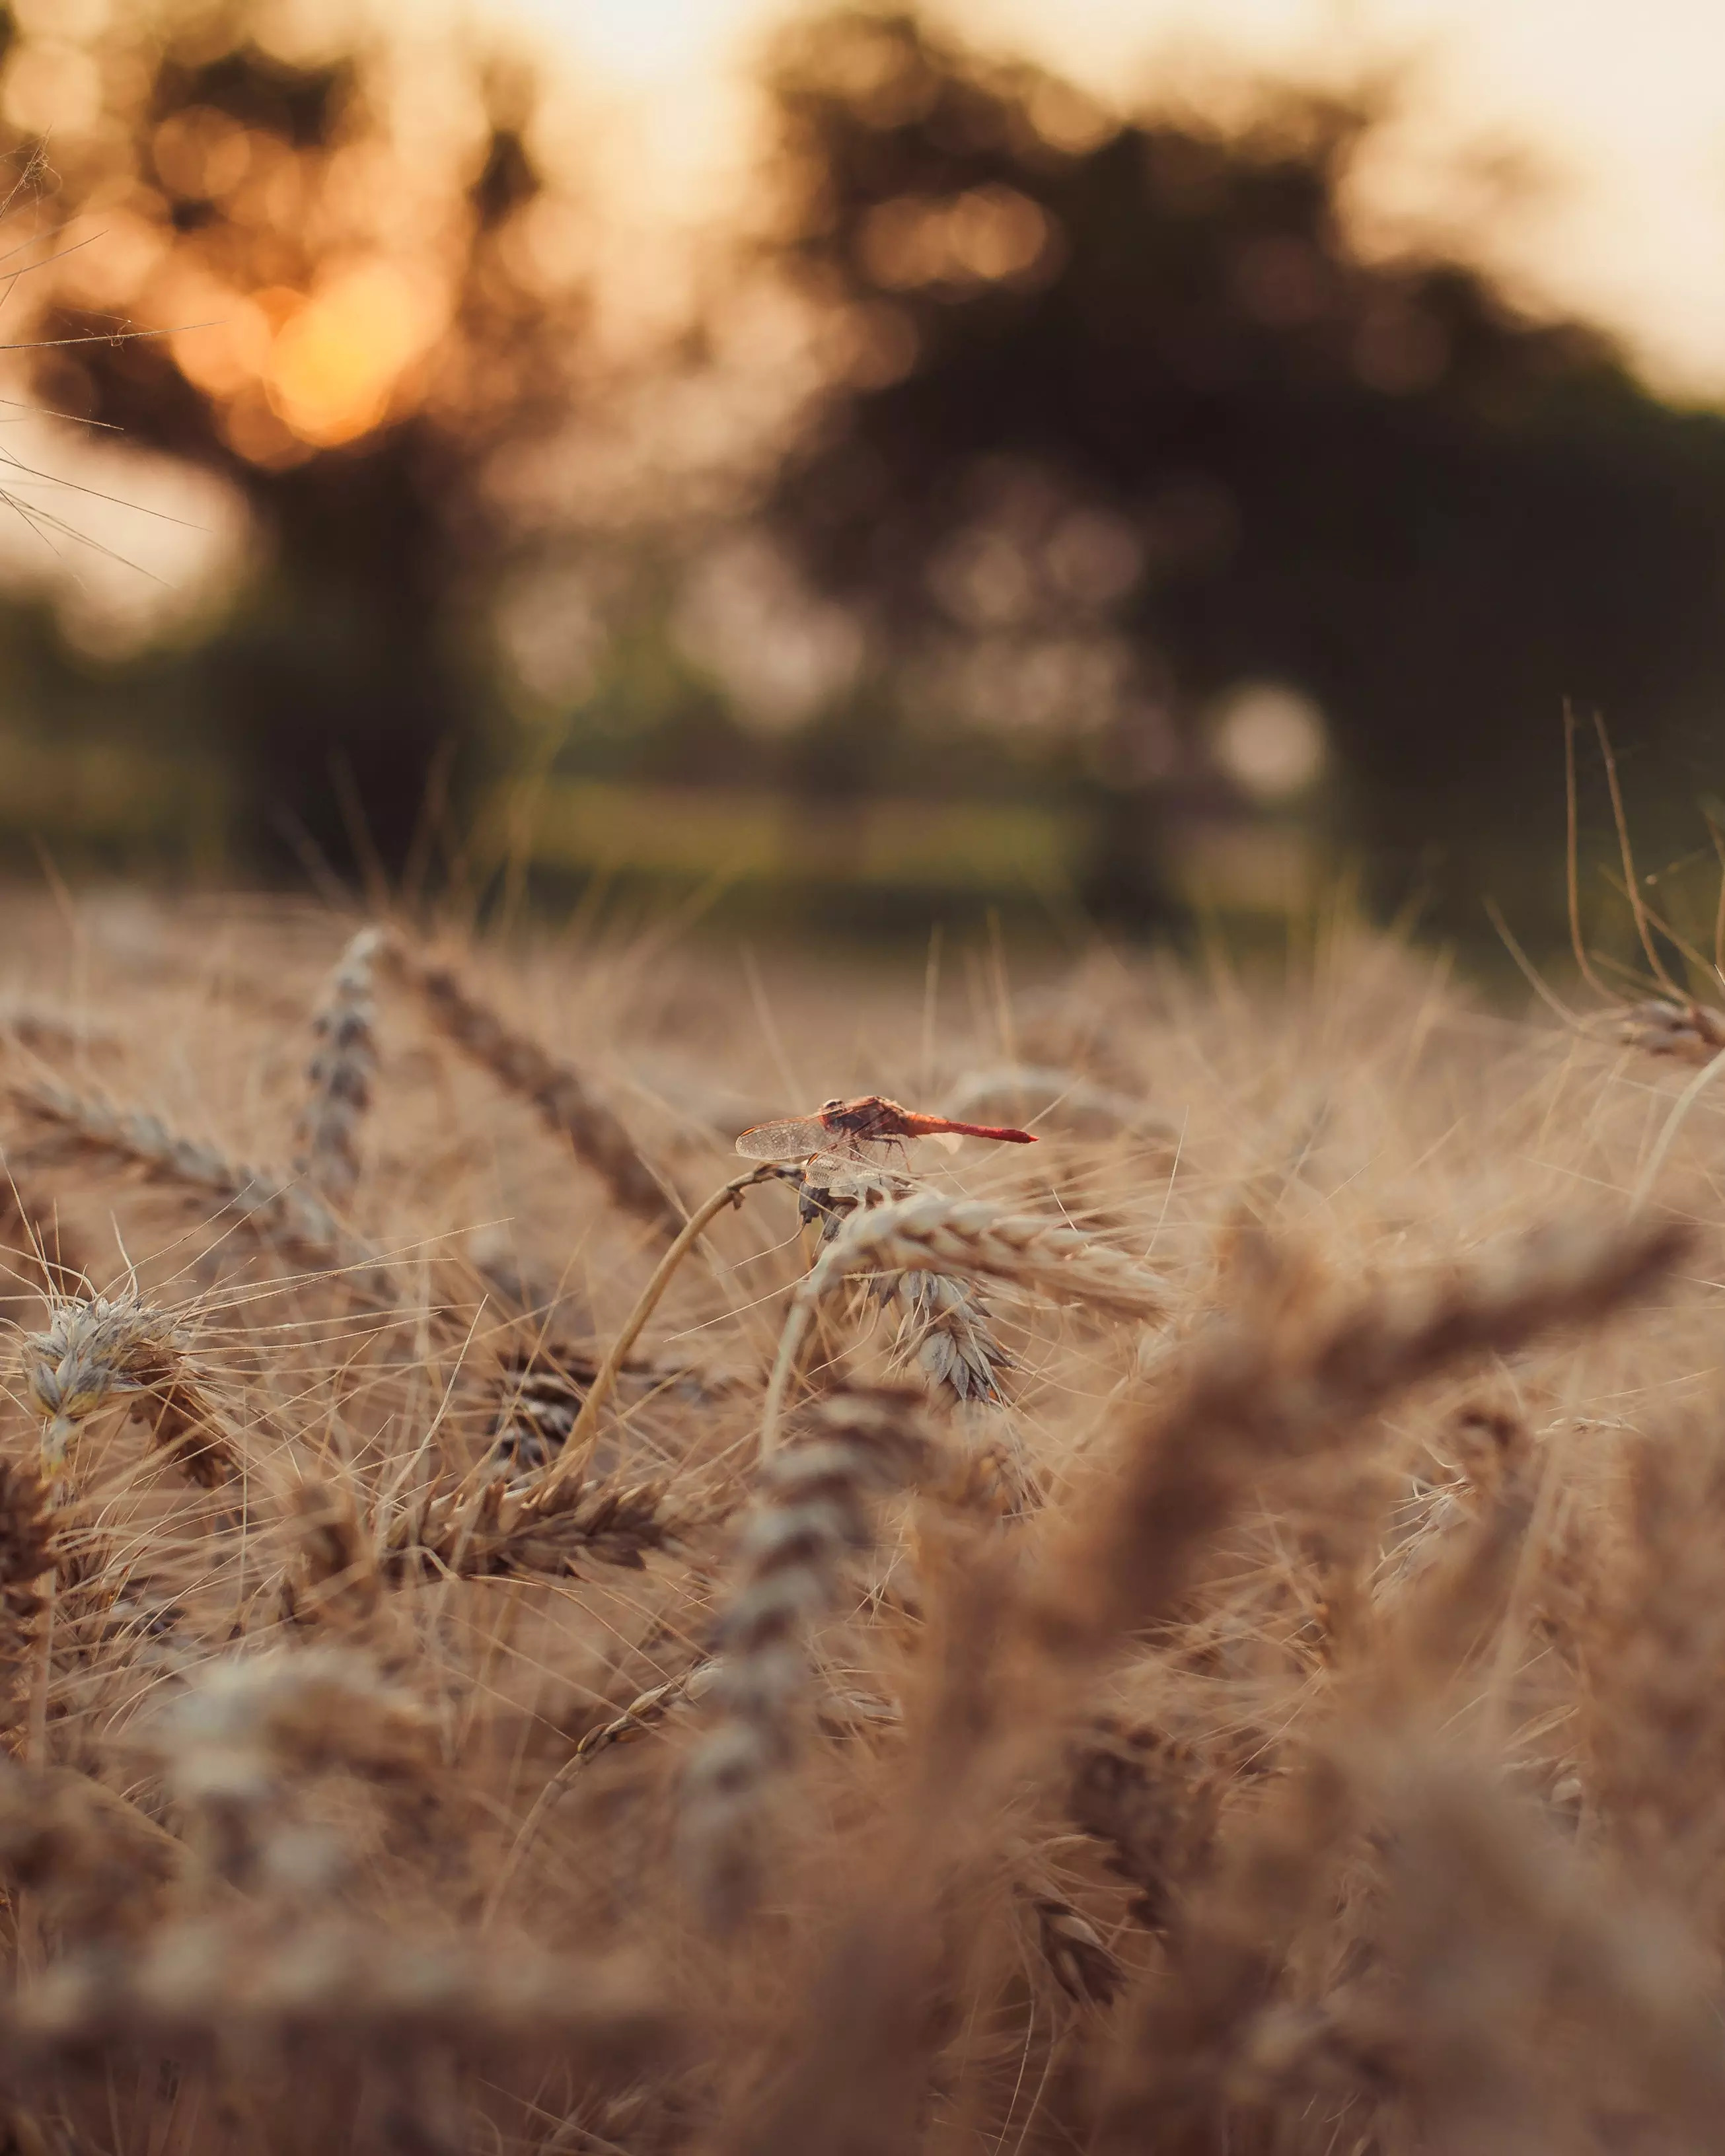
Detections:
[760, 1193, 1167, 1455]
[528, 1163, 779, 1508]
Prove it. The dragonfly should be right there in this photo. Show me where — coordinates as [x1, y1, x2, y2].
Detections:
[736, 1094, 1037, 1181]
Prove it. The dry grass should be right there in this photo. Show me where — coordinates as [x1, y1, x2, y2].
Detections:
[0, 886, 1716, 2152]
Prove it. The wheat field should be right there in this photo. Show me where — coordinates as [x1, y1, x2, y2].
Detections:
[0, 885, 1718, 2154]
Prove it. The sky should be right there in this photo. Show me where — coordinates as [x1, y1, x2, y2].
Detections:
[507, 0, 1725, 403]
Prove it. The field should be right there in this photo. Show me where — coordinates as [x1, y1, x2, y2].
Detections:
[0, 887, 1719, 2153]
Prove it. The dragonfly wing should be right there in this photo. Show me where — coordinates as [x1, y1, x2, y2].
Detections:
[826, 1133, 907, 1169]
[736, 1115, 828, 1161]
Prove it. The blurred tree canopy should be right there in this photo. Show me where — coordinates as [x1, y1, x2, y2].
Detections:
[758, 9, 1725, 924]
[1, 0, 1724, 939]
[2, 0, 589, 873]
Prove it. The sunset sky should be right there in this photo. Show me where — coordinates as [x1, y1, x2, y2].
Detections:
[513, 0, 1725, 402]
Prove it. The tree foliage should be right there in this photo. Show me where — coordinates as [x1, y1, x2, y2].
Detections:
[760, 9, 1725, 918]
[5, 0, 589, 872]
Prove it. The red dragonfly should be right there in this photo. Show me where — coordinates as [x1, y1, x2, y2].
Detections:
[737, 1094, 1037, 1178]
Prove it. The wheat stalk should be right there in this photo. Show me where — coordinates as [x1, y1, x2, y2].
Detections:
[679, 1386, 932, 1931]
[761, 1193, 1167, 1455]
[527, 1162, 778, 1507]
[0, 1461, 50, 1741]
[293, 925, 383, 1202]
[385, 939, 680, 1233]
[18, 1293, 237, 1486]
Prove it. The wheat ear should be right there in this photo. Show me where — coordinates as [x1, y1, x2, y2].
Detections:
[576, 1659, 721, 1765]
[1029, 1892, 1123, 2005]
[20, 1294, 237, 1487]
[891, 1268, 1009, 1403]
[294, 925, 383, 1201]
[156, 1647, 433, 1888]
[3, 1918, 667, 2067]
[787, 1166, 1010, 1405]
[384, 1467, 690, 1582]
[761, 1194, 1166, 1455]
[679, 1386, 932, 1931]
[385, 939, 680, 1233]
[1068, 1715, 1218, 1929]
[1035, 1216, 1691, 1666]
[16, 1077, 349, 1266]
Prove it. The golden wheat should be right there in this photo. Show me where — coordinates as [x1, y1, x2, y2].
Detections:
[384, 936, 680, 1233]
[18, 1293, 237, 1486]
[293, 924, 383, 1202]
[679, 1385, 933, 1929]
[0, 892, 1714, 2155]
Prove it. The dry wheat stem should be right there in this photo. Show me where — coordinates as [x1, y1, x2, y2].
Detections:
[0, 1461, 49, 1744]
[760, 1192, 1167, 1455]
[528, 1161, 778, 1508]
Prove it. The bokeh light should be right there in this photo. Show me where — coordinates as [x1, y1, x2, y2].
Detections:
[1210, 683, 1329, 804]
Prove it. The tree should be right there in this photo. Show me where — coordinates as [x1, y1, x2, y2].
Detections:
[4, 1, 591, 874]
[758, 9, 1725, 926]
